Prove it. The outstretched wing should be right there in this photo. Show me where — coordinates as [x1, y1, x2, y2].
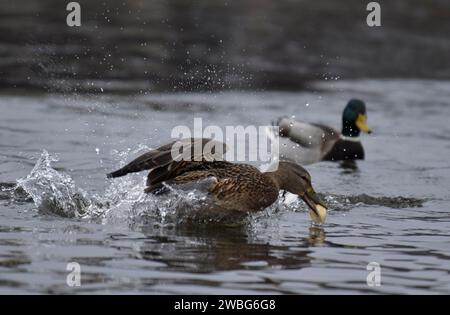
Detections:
[107, 138, 227, 178]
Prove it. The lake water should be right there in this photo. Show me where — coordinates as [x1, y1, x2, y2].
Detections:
[1, 79, 450, 294]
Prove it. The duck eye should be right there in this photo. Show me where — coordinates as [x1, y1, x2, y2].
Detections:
[299, 175, 309, 182]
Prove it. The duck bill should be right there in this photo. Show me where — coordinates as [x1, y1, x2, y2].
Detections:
[302, 189, 328, 224]
[356, 114, 372, 134]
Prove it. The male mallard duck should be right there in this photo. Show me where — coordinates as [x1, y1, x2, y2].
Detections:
[274, 99, 372, 165]
[107, 138, 327, 224]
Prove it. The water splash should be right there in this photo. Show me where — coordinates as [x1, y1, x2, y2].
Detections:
[17, 150, 91, 218]
[14, 150, 248, 225]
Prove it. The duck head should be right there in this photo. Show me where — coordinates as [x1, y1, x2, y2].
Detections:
[342, 99, 372, 137]
[270, 161, 328, 224]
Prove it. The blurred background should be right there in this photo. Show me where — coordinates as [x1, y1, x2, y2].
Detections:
[1, 0, 449, 94]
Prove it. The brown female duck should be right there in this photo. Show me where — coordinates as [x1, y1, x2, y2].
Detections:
[107, 138, 327, 224]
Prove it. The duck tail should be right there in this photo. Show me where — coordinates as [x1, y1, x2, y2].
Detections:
[276, 116, 293, 137]
[275, 116, 292, 126]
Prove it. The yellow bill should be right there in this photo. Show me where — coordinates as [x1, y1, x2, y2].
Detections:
[302, 188, 328, 224]
[355, 113, 372, 134]
[309, 204, 327, 224]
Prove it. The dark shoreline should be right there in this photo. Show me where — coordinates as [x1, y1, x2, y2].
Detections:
[1, 0, 449, 94]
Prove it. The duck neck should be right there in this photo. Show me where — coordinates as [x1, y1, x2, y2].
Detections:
[265, 167, 291, 191]
[342, 121, 360, 137]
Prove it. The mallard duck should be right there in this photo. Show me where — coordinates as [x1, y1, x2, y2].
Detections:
[107, 138, 327, 224]
[274, 99, 372, 165]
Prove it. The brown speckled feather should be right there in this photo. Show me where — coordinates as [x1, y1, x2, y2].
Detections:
[164, 162, 279, 212]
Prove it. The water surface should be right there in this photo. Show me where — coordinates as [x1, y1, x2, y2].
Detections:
[1, 79, 450, 294]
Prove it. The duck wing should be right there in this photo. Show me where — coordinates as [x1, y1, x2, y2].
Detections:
[107, 138, 227, 178]
[308, 122, 340, 155]
[278, 117, 337, 148]
[275, 118, 341, 164]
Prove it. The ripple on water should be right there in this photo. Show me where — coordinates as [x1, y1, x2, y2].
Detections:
[4, 143, 447, 294]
